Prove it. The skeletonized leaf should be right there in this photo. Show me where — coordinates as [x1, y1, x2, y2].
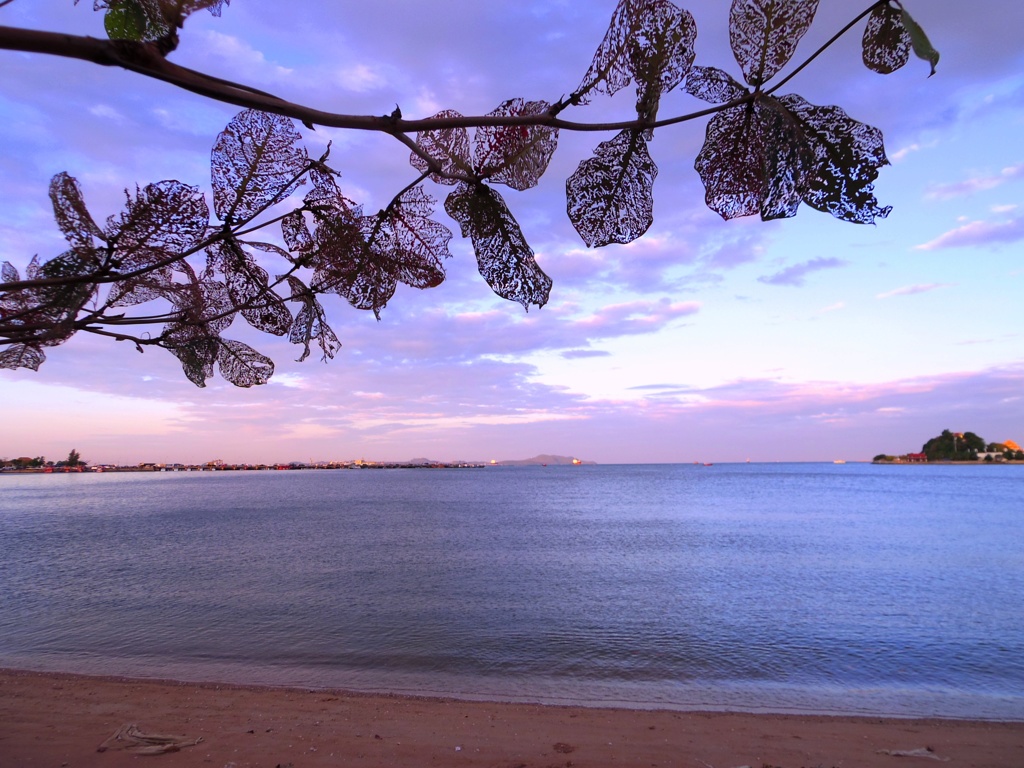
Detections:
[164, 330, 218, 387]
[217, 338, 274, 387]
[316, 186, 450, 318]
[206, 239, 291, 335]
[729, 0, 819, 86]
[245, 240, 294, 262]
[778, 94, 892, 224]
[170, 262, 234, 334]
[1, 263, 18, 286]
[566, 129, 658, 247]
[576, 0, 696, 115]
[628, 0, 696, 121]
[284, 276, 341, 363]
[694, 96, 815, 221]
[695, 102, 775, 220]
[107, 180, 209, 271]
[862, 3, 910, 74]
[473, 99, 559, 191]
[0, 251, 92, 348]
[107, 266, 176, 307]
[685, 66, 748, 104]
[36, 247, 103, 326]
[304, 166, 361, 220]
[211, 109, 308, 225]
[0, 344, 45, 371]
[282, 210, 315, 257]
[49, 172, 105, 249]
[410, 110, 472, 185]
[900, 6, 939, 77]
[445, 183, 551, 310]
[575, 0, 637, 104]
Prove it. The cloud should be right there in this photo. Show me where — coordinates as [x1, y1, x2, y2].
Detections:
[561, 349, 611, 359]
[876, 283, 955, 299]
[757, 257, 848, 287]
[889, 143, 922, 163]
[815, 302, 845, 315]
[185, 31, 295, 81]
[915, 216, 1024, 250]
[334, 64, 389, 93]
[926, 163, 1024, 200]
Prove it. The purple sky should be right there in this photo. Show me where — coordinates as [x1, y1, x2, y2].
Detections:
[2, 1, 1023, 464]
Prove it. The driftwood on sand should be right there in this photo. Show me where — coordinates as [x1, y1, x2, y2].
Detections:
[97, 722, 203, 755]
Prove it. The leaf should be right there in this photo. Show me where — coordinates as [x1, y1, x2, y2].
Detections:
[303, 166, 361, 220]
[473, 99, 559, 191]
[94, 0, 230, 41]
[104, 0, 150, 41]
[566, 129, 658, 246]
[244, 240, 295, 262]
[106, 180, 209, 271]
[314, 186, 450, 318]
[169, 262, 234, 334]
[900, 6, 939, 77]
[206, 239, 291, 335]
[217, 338, 274, 387]
[410, 109, 472, 185]
[729, 0, 819, 86]
[445, 183, 551, 310]
[283, 276, 341, 363]
[282, 209, 315, 258]
[778, 94, 892, 224]
[1, 261, 19, 284]
[211, 109, 309, 225]
[696, 101, 774, 220]
[685, 65, 748, 104]
[49, 172, 105, 249]
[575, 0, 638, 104]
[164, 330, 218, 387]
[694, 97, 814, 221]
[627, 0, 697, 121]
[576, 0, 696, 116]
[862, 2, 910, 75]
[0, 344, 45, 372]
[107, 266, 176, 307]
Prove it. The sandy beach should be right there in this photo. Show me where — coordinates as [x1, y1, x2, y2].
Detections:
[1, 669, 1022, 768]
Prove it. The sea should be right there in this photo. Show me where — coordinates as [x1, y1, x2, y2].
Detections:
[1, 462, 1022, 720]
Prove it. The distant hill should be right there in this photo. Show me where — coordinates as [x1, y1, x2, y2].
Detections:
[492, 454, 596, 466]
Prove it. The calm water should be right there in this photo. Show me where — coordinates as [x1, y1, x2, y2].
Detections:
[1, 463, 1022, 719]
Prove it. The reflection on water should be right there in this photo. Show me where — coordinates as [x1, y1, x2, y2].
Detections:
[1, 463, 1022, 719]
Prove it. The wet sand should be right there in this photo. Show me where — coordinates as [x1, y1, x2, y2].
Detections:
[2, 668, 1022, 767]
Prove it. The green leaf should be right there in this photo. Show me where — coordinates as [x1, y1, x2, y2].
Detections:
[104, 1, 148, 41]
[900, 7, 939, 76]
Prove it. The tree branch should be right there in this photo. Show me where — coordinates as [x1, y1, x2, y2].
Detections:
[0, 24, 734, 135]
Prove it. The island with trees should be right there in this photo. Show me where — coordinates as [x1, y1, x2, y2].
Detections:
[873, 430, 1024, 464]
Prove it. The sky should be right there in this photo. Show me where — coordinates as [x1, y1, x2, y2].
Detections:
[1, 1, 1023, 465]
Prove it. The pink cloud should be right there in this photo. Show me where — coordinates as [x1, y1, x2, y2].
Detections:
[926, 163, 1024, 200]
[916, 216, 1024, 250]
[876, 283, 955, 299]
[758, 257, 848, 287]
